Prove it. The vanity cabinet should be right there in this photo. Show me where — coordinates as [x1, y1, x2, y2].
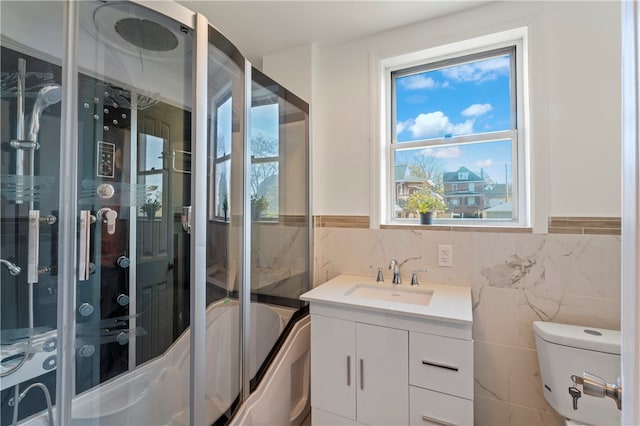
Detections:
[301, 275, 474, 426]
[310, 314, 408, 426]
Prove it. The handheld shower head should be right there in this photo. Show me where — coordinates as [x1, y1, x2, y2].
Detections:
[28, 83, 62, 142]
[0, 259, 21, 276]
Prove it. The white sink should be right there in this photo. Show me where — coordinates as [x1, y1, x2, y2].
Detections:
[344, 284, 433, 306]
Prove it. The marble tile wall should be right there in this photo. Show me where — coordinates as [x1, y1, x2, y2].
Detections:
[313, 227, 621, 425]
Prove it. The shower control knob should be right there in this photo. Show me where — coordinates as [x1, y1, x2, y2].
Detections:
[78, 344, 95, 357]
[116, 256, 130, 268]
[116, 332, 129, 346]
[96, 183, 115, 199]
[116, 293, 130, 307]
[78, 303, 94, 317]
[97, 208, 118, 235]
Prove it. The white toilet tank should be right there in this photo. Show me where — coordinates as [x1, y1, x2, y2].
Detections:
[533, 321, 620, 426]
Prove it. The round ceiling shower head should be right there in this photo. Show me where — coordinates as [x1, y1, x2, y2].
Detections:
[86, 3, 191, 61]
[114, 18, 178, 52]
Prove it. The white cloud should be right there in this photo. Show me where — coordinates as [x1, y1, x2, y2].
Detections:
[409, 111, 474, 139]
[396, 120, 411, 134]
[400, 74, 437, 90]
[462, 103, 493, 117]
[423, 146, 463, 159]
[477, 159, 494, 167]
[441, 56, 510, 83]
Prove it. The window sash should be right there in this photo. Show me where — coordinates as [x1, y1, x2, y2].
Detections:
[390, 46, 517, 145]
[389, 135, 519, 224]
[388, 44, 521, 225]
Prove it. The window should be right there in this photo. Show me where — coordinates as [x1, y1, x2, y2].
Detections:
[212, 94, 232, 221]
[138, 134, 165, 219]
[250, 84, 280, 220]
[383, 30, 527, 226]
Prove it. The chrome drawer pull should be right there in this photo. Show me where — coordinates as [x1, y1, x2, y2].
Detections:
[421, 360, 459, 372]
[347, 356, 351, 386]
[421, 415, 457, 426]
[360, 358, 364, 390]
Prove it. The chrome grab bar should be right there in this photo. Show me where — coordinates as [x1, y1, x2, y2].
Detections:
[27, 210, 40, 283]
[172, 149, 191, 174]
[78, 210, 94, 281]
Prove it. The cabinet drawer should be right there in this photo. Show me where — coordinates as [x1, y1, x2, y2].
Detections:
[409, 332, 473, 399]
[410, 386, 473, 426]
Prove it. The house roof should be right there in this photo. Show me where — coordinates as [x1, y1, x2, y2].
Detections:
[484, 183, 510, 195]
[443, 166, 483, 183]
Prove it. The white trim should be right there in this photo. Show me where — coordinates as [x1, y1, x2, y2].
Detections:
[56, 2, 79, 424]
[189, 12, 208, 426]
[621, 1, 640, 424]
[377, 28, 529, 228]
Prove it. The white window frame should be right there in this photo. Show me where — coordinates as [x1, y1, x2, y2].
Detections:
[375, 27, 529, 228]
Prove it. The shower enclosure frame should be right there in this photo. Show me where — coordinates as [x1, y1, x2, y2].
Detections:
[0, 1, 314, 425]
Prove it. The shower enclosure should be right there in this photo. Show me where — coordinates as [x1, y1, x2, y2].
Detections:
[0, 1, 310, 425]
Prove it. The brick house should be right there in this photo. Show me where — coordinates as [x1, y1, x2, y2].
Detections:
[443, 166, 485, 218]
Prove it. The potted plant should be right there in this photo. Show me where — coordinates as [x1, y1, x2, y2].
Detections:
[406, 189, 446, 225]
[141, 197, 161, 220]
[221, 197, 228, 222]
[250, 195, 268, 220]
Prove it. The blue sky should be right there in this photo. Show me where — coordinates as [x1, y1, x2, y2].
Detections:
[395, 54, 512, 184]
[251, 104, 278, 141]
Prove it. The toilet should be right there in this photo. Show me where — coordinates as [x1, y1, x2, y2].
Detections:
[533, 321, 621, 426]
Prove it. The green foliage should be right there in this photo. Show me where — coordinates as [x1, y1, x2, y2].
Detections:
[406, 189, 446, 213]
[251, 195, 268, 211]
[141, 197, 161, 214]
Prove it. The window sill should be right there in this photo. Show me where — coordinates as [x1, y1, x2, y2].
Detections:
[380, 223, 532, 233]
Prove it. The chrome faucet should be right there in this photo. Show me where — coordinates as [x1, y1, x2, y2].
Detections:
[388, 259, 401, 284]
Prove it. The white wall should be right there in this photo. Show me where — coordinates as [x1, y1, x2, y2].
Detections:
[262, 44, 315, 104]
[262, 3, 623, 424]
[264, 1, 622, 221]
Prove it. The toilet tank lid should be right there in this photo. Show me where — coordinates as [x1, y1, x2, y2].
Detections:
[533, 321, 620, 355]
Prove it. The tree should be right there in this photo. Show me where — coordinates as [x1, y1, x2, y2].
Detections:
[250, 134, 279, 217]
[408, 152, 444, 185]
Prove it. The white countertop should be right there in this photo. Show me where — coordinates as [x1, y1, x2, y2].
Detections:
[300, 274, 473, 325]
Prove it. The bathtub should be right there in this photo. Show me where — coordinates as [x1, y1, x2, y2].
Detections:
[21, 300, 303, 426]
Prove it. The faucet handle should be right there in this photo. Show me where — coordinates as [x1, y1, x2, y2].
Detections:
[411, 269, 426, 286]
[369, 265, 384, 282]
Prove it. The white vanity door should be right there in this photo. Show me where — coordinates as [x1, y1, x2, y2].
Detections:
[356, 322, 409, 426]
[311, 314, 356, 421]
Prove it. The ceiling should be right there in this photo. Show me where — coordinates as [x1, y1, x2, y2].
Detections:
[177, 1, 489, 65]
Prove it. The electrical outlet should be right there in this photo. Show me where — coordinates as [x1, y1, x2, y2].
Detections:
[438, 245, 453, 267]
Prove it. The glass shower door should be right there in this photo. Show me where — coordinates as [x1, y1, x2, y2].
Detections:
[204, 25, 246, 424]
[70, 2, 194, 423]
[1, 2, 64, 425]
[1, 1, 202, 423]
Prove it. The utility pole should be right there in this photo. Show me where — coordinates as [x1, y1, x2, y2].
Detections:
[505, 163, 509, 202]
